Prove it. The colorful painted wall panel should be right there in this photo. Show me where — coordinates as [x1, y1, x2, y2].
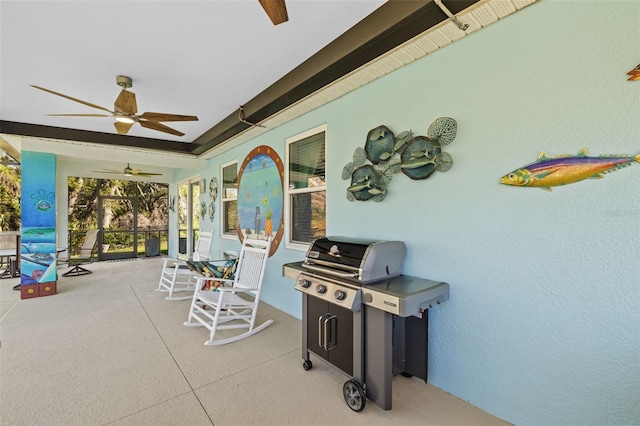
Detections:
[20, 151, 57, 294]
[237, 145, 284, 256]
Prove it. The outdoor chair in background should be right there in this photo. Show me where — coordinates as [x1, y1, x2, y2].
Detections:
[183, 237, 272, 346]
[59, 229, 100, 277]
[156, 231, 213, 300]
[0, 231, 20, 279]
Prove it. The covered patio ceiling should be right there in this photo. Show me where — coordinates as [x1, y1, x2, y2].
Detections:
[1, 0, 536, 174]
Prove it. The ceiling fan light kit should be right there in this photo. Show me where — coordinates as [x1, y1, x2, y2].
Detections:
[114, 115, 135, 124]
[30, 75, 198, 137]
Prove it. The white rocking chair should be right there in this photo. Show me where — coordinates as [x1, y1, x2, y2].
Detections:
[183, 237, 273, 346]
[156, 231, 213, 300]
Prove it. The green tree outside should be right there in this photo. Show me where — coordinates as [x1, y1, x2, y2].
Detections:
[0, 154, 21, 231]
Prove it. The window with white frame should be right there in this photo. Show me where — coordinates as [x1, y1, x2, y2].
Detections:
[285, 125, 326, 248]
[221, 161, 238, 238]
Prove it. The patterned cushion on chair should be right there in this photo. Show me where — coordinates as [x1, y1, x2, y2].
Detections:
[186, 259, 238, 291]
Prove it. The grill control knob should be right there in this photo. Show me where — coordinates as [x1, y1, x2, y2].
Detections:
[364, 293, 373, 303]
[300, 279, 312, 289]
[334, 290, 346, 301]
[316, 284, 327, 294]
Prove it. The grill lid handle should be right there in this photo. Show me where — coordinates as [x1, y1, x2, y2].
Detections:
[302, 263, 359, 279]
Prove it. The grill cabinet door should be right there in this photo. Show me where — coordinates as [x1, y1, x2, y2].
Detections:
[307, 296, 353, 376]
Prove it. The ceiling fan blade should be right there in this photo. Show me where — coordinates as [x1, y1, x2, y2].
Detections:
[30, 85, 113, 113]
[139, 112, 198, 122]
[139, 120, 185, 136]
[114, 121, 134, 135]
[47, 113, 111, 117]
[91, 170, 122, 174]
[114, 89, 137, 114]
[133, 171, 162, 177]
[259, 0, 288, 25]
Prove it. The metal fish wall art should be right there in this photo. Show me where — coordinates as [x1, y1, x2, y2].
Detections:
[500, 147, 640, 191]
[342, 117, 457, 202]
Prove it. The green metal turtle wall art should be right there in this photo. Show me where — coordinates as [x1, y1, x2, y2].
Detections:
[342, 117, 457, 202]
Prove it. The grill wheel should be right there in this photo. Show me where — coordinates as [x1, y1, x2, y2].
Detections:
[343, 379, 366, 412]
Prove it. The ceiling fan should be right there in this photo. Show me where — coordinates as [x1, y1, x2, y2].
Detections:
[30, 75, 198, 137]
[92, 163, 162, 178]
[259, 0, 288, 25]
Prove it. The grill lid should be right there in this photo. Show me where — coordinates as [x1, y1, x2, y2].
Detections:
[303, 236, 406, 283]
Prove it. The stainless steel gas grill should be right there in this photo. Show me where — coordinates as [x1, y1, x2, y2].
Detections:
[283, 236, 449, 412]
[301, 236, 406, 283]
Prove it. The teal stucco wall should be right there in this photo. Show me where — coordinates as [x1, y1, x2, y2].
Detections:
[174, 1, 640, 423]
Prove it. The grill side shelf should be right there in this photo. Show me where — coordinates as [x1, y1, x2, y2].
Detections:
[363, 278, 449, 317]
